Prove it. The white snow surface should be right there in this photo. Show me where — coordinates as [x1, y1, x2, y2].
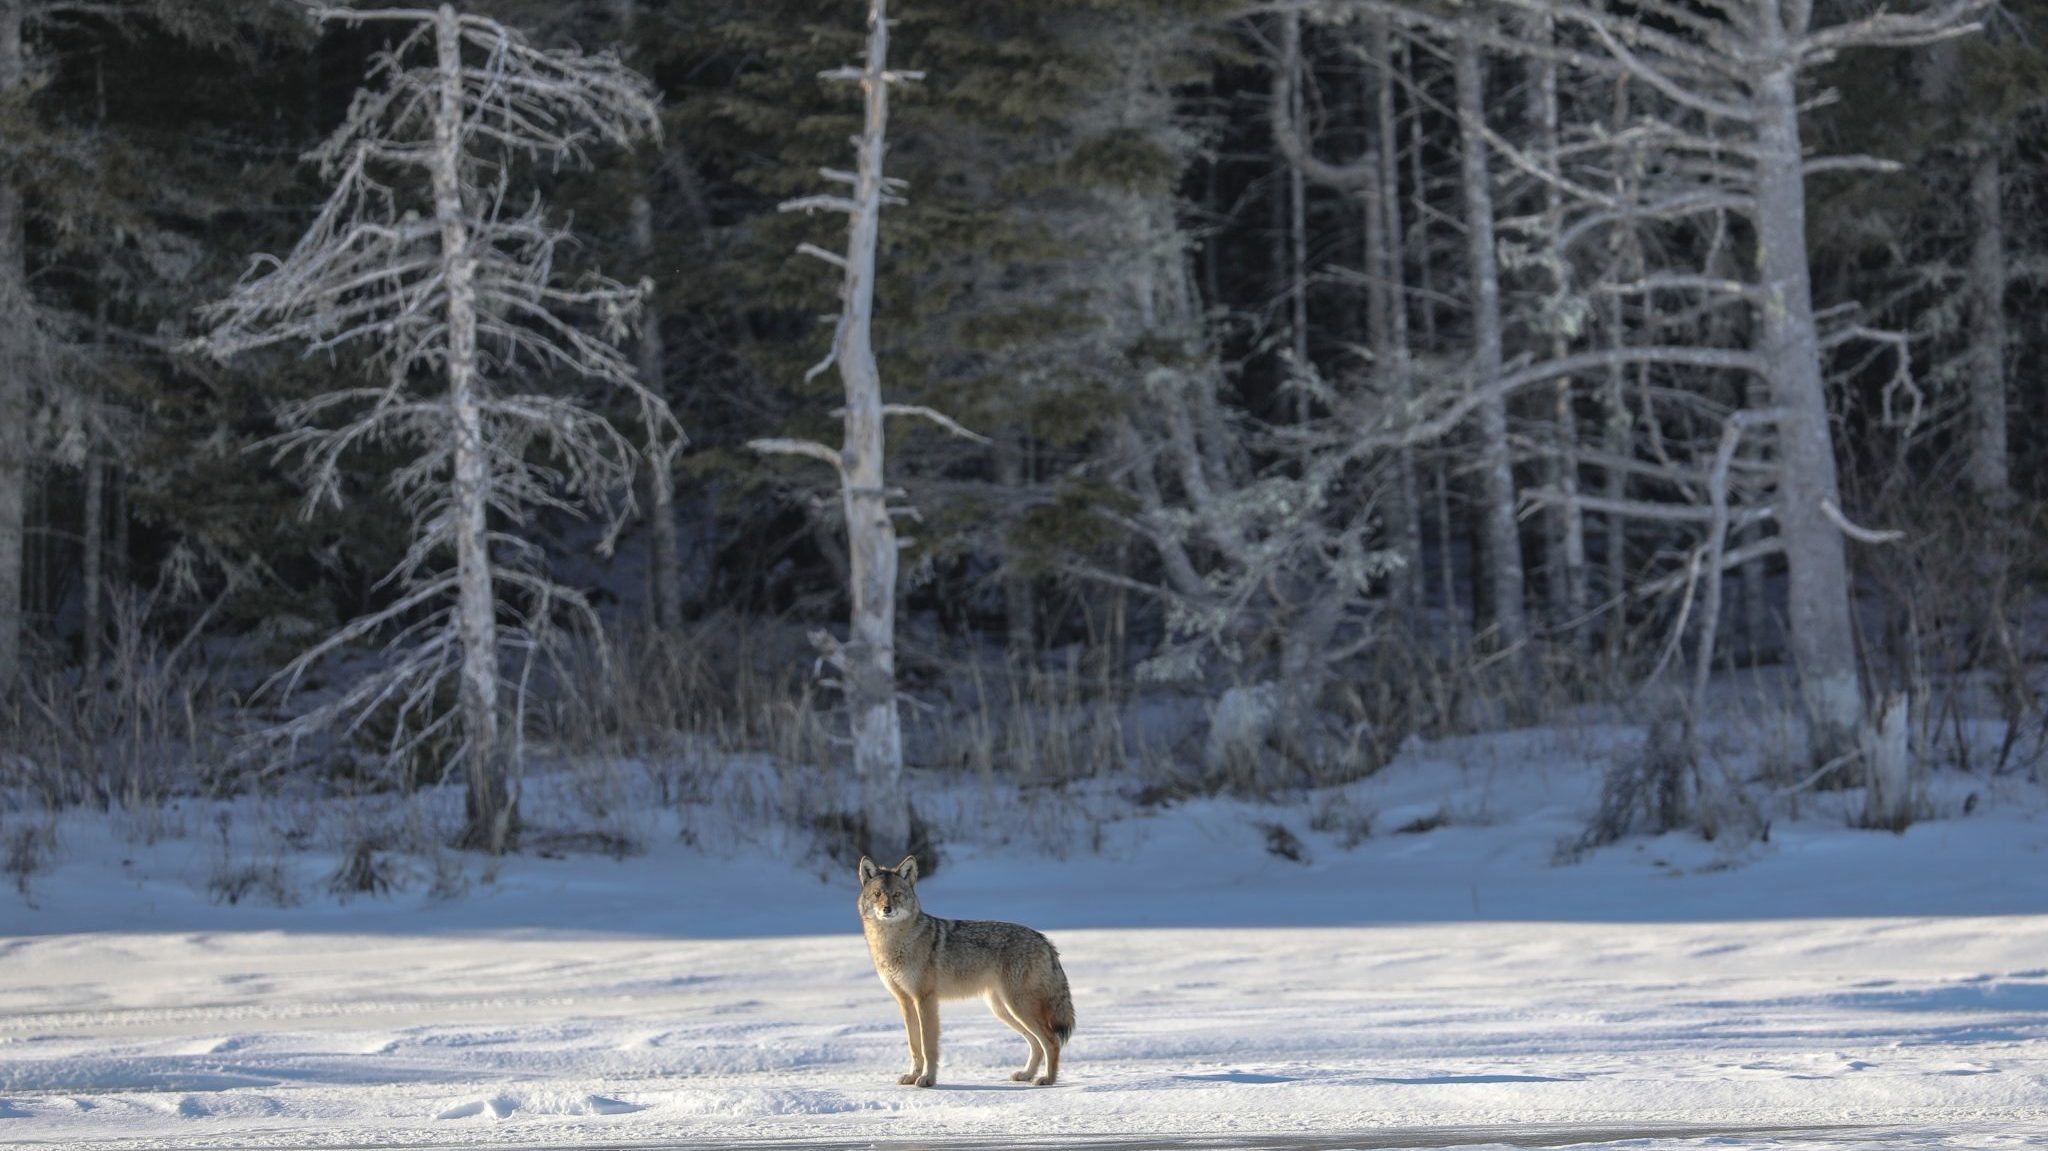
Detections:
[3, 725, 2047, 1150]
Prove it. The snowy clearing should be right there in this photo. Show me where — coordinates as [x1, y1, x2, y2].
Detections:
[3, 729, 2046, 1150]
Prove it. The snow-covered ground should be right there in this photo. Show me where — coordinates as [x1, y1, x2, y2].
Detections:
[3, 723, 2046, 1150]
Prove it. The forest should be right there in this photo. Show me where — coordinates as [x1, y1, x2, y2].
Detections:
[1, 0, 2043, 884]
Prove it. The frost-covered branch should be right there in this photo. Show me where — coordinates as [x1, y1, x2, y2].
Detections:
[194, 4, 670, 854]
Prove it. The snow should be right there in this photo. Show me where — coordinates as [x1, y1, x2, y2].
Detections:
[2, 724, 2046, 1150]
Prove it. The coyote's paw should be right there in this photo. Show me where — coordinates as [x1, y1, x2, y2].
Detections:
[1010, 1071, 1036, 1082]
[900, 1071, 935, 1087]
[1031, 1074, 1056, 1086]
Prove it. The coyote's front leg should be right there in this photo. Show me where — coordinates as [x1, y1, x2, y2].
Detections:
[910, 992, 940, 1087]
[888, 986, 928, 1086]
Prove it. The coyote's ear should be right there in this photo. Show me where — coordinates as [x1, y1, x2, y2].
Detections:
[858, 856, 880, 884]
[895, 854, 919, 883]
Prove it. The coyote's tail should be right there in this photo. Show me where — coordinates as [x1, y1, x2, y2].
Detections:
[1047, 947, 1076, 1044]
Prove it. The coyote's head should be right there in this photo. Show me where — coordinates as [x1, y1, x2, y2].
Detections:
[857, 855, 921, 924]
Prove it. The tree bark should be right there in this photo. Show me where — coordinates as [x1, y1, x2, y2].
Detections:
[1601, 76, 1639, 666]
[1964, 145, 2008, 501]
[1862, 693, 1914, 831]
[632, 192, 684, 632]
[614, 0, 684, 632]
[1406, 38, 1437, 353]
[1752, 40, 1864, 765]
[1286, 19, 1310, 423]
[837, 0, 910, 862]
[1370, 17, 1420, 617]
[1525, 15, 1587, 633]
[995, 436, 1034, 665]
[84, 54, 109, 690]
[82, 459, 103, 688]
[1437, 455, 1461, 651]
[0, 0, 25, 687]
[433, 5, 513, 854]
[1454, 24, 1530, 688]
[1739, 371, 1771, 662]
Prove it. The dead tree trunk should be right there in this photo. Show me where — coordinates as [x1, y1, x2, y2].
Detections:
[631, 193, 684, 632]
[0, 0, 25, 687]
[836, 0, 909, 862]
[1525, 15, 1588, 634]
[1372, 18, 1421, 618]
[757, 0, 972, 863]
[1454, 23, 1530, 691]
[1753, 45, 1864, 765]
[430, 4, 512, 854]
[1862, 693, 1915, 831]
[1965, 145, 2008, 501]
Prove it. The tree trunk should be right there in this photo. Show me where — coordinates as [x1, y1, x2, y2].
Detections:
[1369, 17, 1419, 616]
[1406, 37, 1436, 353]
[433, 5, 513, 854]
[1601, 75, 1637, 667]
[837, 0, 910, 862]
[82, 460, 103, 688]
[1436, 453, 1463, 652]
[995, 436, 1034, 665]
[0, 0, 25, 687]
[1753, 50, 1864, 765]
[631, 192, 684, 632]
[82, 15, 108, 690]
[1526, 18, 1586, 633]
[1739, 373, 1771, 662]
[613, 0, 684, 631]
[1965, 145, 2008, 501]
[1862, 693, 1915, 831]
[1286, 20, 1310, 423]
[1454, 24, 1529, 689]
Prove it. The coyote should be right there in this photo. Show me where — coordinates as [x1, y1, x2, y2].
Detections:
[856, 854, 1075, 1087]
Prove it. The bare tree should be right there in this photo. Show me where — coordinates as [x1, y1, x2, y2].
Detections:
[1295, 0, 1984, 765]
[1568, 0, 1985, 761]
[752, 0, 982, 863]
[1270, 11, 1421, 616]
[195, 4, 669, 854]
[1453, 18, 1532, 692]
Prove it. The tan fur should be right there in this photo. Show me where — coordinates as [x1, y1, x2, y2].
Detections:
[857, 854, 1075, 1087]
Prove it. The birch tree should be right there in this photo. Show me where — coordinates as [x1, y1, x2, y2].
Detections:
[1452, 19, 1532, 690]
[195, 4, 669, 854]
[751, 0, 983, 863]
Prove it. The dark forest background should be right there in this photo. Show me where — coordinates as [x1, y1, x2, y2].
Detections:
[3, 0, 2045, 873]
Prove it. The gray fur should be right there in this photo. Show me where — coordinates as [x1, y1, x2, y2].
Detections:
[857, 855, 1075, 1087]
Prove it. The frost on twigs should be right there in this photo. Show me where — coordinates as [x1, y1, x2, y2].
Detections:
[192, 6, 673, 853]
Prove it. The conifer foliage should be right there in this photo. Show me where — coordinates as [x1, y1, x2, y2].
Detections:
[0, 0, 2041, 855]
